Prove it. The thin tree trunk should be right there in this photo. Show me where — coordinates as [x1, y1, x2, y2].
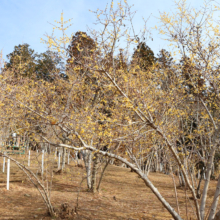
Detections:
[97, 159, 110, 192]
[178, 169, 183, 187]
[82, 150, 92, 189]
[141, 173, 183, 220]
[155, 151, 159, 172]
[193, 166, 198, 187]
[171, 167, 180, 215]
[180, 170, 186, 187]
[91, 153, 99, 193]
[197, 169, 204, 199]
[208, 174, 220, 220]
[200, 147, 216, 219]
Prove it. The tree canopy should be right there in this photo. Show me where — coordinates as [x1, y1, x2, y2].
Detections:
[4, 44, 63, 81]
[132, 42, 156, 70]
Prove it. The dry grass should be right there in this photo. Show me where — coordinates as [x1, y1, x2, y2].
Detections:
[0, 151, 219, 219]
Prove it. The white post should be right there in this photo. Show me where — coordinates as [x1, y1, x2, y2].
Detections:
[75, 152, 78, 164]
[58, 152, 61, 169]
[55, 147, 57, 159]
[63, 149, 65, 168]
[42, 150, 44, 176]
[28, 150, 30, 167]
[37, 150, 38, 154]
[7, 159, 10, 190]
[3, 156, 5, 173]
[68, 150, 70, 165]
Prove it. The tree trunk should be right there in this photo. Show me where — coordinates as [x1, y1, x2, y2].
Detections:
[208, 174, 220, 220]
[91, 153, 99, 193]
[141, 173, 183, 220]
[180, 170, 186, 187]
[170, 167, 180, 215]
[82, 150, 92, 189]
[155, 151, 159, 172]
[97, 159, 110, 192]
[178, 170, 183, 186]
[200, 147, 216, 219]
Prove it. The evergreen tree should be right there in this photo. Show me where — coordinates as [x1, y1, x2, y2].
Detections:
[157, 49, 175, 90]
[5, 43, 36, 77]
[36, 50, 64, 81]
[5, 44, 64, 81]
[157, 49, 173, 69]
[132, 42, 156, 70]
[67, 31, 97, 73]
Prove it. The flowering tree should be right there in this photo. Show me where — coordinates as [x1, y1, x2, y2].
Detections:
[2, 0, 220, 219]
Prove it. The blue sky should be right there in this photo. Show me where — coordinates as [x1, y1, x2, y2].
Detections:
[0, 0, 204, 62]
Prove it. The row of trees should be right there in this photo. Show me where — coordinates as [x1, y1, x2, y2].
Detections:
[1, 0, 220, 219]
[4, 44, 64, 80]
[4, 36, 170, 80]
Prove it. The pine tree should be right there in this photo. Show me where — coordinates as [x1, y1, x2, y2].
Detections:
[35, 50, 64, 81]
[132, 42, 156, 70]
[66, 31, 97, 74]
[5, 43, 36, 78]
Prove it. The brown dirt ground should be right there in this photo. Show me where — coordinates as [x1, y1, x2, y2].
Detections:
[0, 151, 219, 220]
